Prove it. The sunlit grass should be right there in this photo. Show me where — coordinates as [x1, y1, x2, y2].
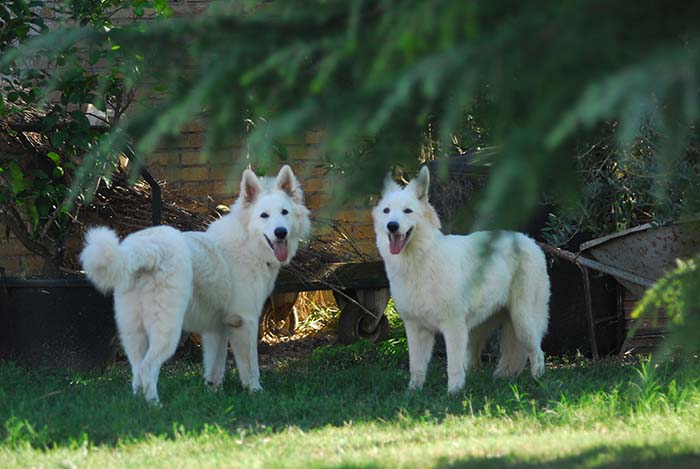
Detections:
[1, 346, 699, 467]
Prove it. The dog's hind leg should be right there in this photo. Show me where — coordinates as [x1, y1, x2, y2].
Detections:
[114, 293, 149, 396]
[494, 318, 528, 378]
[442, 320, 469, 394]
[202, 330, 229, 389]
[138, 322, 181, 404]
[137, 290, 188, 404]
[467, 311, 504, 371]
[404, 319, 435, 391]
[228, 316, 262, 392]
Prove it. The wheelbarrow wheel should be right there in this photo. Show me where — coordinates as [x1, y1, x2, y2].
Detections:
[337, 303, 390, 344]
[262, 305, 298, 338]
[260, 292, 299, 339]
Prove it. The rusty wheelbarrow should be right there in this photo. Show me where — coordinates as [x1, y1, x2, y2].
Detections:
[540, 219, 700, 357]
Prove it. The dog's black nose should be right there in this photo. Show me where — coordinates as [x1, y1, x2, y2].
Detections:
[274, 227, 288, 239]
[387, 221, 399, 233]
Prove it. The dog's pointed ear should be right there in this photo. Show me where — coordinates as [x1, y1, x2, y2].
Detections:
[409, 165, 430, 200]
[382, 172, 401, 195]
[275, 164, 304, 203]
[240, 168, 263, 207]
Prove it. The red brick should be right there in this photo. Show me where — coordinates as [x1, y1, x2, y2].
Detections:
[284, 144, 311, 160]
[147, 151, 179, 167]
[2, 254, 47, 277]
[1, 256, 22, 275]
[181, 119, 207, 133]
[305, 130, 325, 145]
[300, 177, 325, 193]
[0, 239, 34, 257]
[209, 180, 239, 198]
[181, 166, 210, 182]
[209, 166, 239, 182]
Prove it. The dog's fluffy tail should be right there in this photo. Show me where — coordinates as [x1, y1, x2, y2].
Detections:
[80, 227, 129, 294]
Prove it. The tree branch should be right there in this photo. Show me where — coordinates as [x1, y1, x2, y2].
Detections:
[0, 204, 56, 261]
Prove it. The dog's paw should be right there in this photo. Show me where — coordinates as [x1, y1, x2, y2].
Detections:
[447, 384, 464, 396]
[145, 396, 162, 407]
[247, 382, 263, 393]
[530, 365, 545, 380]
[407, 381, 424, 392]
[205, 380, 223, 392]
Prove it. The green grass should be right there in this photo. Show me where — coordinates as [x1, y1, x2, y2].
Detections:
[1, 342, 699, 468]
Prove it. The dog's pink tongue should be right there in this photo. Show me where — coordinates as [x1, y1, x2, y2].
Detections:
[273, 240, 288, 262]
[389, 234, 403, 255]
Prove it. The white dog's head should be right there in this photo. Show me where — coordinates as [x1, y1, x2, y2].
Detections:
[236, 165, 311, 265]
[372, 166, 441, 256]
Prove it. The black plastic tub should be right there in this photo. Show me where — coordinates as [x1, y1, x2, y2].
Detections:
[0, 276, 117, 370]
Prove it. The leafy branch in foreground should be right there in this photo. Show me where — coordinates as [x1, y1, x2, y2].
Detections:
[3, 1, 700, 346]
[633, 254, 700, 354]
[5, 1, 700, 226]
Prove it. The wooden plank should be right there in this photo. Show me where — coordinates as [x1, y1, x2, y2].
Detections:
[275, 261, 388, 293]
[3, 261, 390, 295]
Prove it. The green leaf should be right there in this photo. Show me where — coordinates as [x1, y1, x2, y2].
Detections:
[52, 166, 65, 178]
[50, 131, 65, 147]
[47, 152, 61, 165]
[7, 162, 25, 195]
[35, 196, 50, 218]
[27, 169, 49, 180]
[43, 113, 59, 131]
[25, 202, 39, 233]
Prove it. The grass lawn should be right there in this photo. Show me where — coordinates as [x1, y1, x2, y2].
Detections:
[1, 339, 699, 468]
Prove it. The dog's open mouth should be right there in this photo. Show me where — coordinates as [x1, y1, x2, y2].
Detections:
[265, 235, 289, 262]
[388, 227, 413, 255]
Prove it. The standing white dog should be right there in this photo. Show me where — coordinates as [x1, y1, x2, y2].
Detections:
[373, 166, 550, 394]
[81, 165, 310, 404]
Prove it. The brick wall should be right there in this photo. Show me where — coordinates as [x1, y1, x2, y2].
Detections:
[142, 120, 378, 254]
[0, 234, 47, 277]
[0, 1, 379, 277]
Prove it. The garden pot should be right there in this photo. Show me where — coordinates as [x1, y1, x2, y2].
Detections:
[0, 276, 117, 370]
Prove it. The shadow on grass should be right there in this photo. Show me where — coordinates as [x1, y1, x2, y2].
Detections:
[434, 444, 700, 469]
[0, 343, 697, 460]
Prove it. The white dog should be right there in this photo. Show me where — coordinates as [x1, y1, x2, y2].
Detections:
[372, 166, 550, 394]
[80, 165, 310, 404]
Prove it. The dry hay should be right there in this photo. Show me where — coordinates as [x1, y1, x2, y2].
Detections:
[258, 290, 339, 368]
[63, 169, 218, 270]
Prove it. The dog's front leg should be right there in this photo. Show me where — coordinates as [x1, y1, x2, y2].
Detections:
[442, 321, 469, 395]
[228, 316, 263, 392]
[404, 319, 435, 391]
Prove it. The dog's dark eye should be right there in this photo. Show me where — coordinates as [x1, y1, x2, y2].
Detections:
[260, 212, 269, 218]
[281, 209, 289, 215]
[383, 207, 390, 214]
[403, 208, 413, 214]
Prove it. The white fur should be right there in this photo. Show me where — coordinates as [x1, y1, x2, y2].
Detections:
[80, 165, 310, 404]
[372, 166, 550, 394]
